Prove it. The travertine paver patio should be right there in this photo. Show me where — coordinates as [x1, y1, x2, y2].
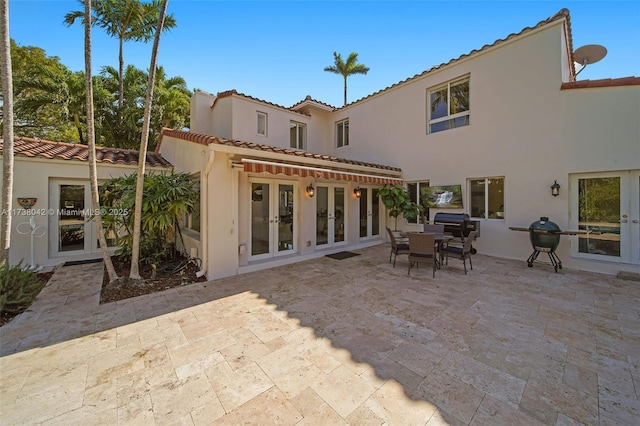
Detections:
[1, 244, 639, 425]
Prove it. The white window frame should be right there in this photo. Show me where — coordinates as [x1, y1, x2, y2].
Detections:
[289, 121, 307, 150]
[427, 76, 470, 134]
[406, 181, 430, 224]
[183, 173, 201, 235]
[257, 111, 267, 137]
[469, 177, 504, 220]
[336, 119, 349, 147]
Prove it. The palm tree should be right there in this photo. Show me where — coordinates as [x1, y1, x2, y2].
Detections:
[0, 0, 14, 262]
[83, 0, 118, 282]
[324, 52, 370, 106]
[64, 0, 176, 110]
[129, 0, 169, 280]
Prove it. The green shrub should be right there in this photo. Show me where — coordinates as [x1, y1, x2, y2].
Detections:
[99, 171, 199, 264]
[0, 260, 46, 314]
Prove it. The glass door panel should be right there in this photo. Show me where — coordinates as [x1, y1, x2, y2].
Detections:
[334, 187, 345, 243]
[249, 179, 297, 260]
[316, 185, 346, 247]
[251, 182, 271, 257]
[572, 170, 639, 264]
[359, 188, 368, 238]
[316, 186, 329, 246]
[277, 184, 295, 253]
[578, 177, 621, 258]
[372, 188, 380, 236]
[59, 184, 86, 252]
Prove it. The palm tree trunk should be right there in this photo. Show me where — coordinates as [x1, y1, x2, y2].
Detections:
[343, 75, 347, 106]
[118, 36, 124, 110]
[129, 0, 169, 279]
[84, 0, 118, 282]
[0, 0, 14, 262]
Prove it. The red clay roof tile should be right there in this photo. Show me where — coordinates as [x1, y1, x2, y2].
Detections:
[0, 137, 173, 168]
[561, 77, 640, 90]
[158, 128, 402, 172]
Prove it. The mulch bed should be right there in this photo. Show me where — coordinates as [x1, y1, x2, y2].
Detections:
[100, 255, 207, 304]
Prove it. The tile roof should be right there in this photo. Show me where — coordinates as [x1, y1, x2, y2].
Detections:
[158, 128, 402, 172]
[337, 9, 574, 109]
[561, 76, 640, 90]
[1, 137, 173, 168]
[213, 89, 312, 117]
[290, 95, 337, 111]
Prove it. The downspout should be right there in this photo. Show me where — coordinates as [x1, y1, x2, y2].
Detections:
[196, 149, 215, 277]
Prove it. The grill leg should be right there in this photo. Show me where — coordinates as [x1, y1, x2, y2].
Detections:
[527, 250, 540, 267]
[548, 251, 562, 272]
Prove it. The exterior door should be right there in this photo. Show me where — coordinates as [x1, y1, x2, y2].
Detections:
[249, 179, 298, 260]
[50, 180, 115, 257]
[571, 170, 639, 265]
[316, 185, 346, 247]
[359, 187, 380, 239]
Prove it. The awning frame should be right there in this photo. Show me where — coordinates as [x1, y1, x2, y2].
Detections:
[239, 158, 403, 185]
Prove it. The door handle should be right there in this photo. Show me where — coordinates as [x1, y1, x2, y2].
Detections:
[632, 220, 639, 224]
[619, 219, 628, 223]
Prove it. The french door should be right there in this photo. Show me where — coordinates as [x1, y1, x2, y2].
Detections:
[316, 185, 347, 248]
[50, 180, 115, 257]
[570, 170, 640, 265]
[359, 187, 380, 239]
[249, 179, 298, 260]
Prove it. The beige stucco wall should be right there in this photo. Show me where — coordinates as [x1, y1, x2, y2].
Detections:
[0, 156, 167, 268]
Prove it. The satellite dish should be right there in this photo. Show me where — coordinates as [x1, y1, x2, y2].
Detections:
[573, 44, 607, 76]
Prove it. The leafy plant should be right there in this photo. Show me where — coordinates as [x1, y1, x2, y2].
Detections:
[98, 171, 199, 265]
[0, 260, 46, 314]
[378, 185, 423, 230]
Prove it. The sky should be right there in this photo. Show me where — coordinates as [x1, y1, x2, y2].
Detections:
[8, 0, 640, 108]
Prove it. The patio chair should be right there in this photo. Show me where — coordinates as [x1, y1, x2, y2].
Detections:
[441, 230, 478, 274]
[408, 232, 437, 278]
[423, 224, 445, 234]
[386, 227, 409, 267]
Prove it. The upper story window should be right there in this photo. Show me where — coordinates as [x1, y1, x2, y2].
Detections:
[336, 119, 349, 147]
[470, 177, 504, 220]
[290, 121, 307, 150]
[427, 76, 470, 134]
[257, 112, 267, 136]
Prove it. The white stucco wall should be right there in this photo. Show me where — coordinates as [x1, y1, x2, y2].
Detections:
[190, 91, 216, 135]
[157, 135, 209, 262]
[315, 22, 638, 275]
[178, 17, 639, 278]
[0, 156, 168, 268]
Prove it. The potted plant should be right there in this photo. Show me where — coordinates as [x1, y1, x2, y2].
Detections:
[378, 185, 423, 230]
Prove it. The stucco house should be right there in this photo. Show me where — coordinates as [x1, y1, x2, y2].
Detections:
[158, 8, 639, 281]
[0, 137, 172, 268]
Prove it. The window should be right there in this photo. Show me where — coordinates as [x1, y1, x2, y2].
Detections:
[184, 174, 201, 233]
[257, 112, 267, 136]
[407, 181, 430, 224]
[427, 76, 470, 133]
[289, 121, 306, 150]
[336, 119, 349, 147]
[469, 177, 504, 219]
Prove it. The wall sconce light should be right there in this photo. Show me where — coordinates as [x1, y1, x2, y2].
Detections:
[306, 183, 315, 198]
[353, 187, 362, 198]
[551, 180, 560, 197]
